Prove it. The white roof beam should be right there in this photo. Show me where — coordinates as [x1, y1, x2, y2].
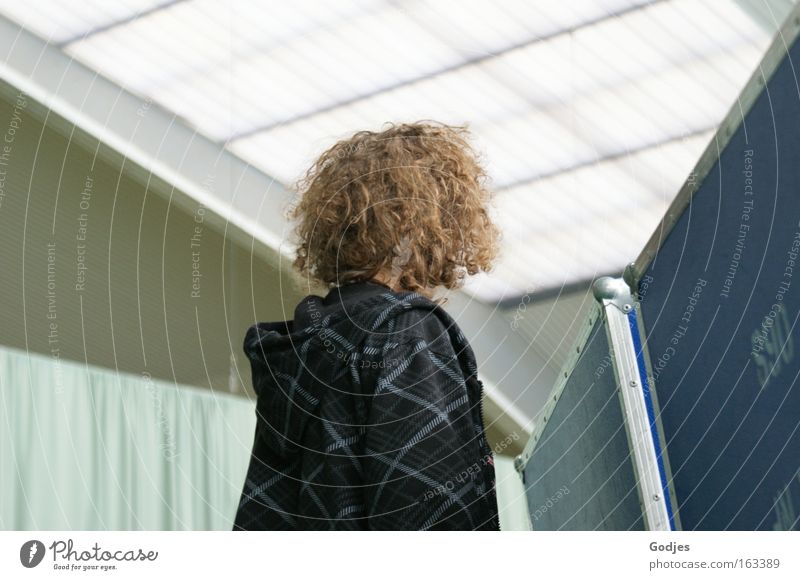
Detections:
[0, 12, 294, 268]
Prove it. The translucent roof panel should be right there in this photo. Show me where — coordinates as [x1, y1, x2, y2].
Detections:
[0, 0, 778, 302]
[478, 131, 714, 298]
[0, 0, 171, 44]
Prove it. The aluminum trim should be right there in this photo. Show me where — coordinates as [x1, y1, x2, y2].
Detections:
[631, 301, 684, 531]
[601, 279, 673, 531]
[627, 308, 677, 530]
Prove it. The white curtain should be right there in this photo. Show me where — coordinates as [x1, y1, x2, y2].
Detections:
[0, 346, 255, 530]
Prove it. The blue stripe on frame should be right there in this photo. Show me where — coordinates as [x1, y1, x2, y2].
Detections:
[628, 308, 677, 530]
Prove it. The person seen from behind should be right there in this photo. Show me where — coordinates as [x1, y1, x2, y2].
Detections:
[234, 121, 502, 530]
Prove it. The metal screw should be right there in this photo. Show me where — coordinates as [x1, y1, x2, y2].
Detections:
[630, 380, 638, 387]
[623, 303, 632, 312]
[653, 494, 661, 501]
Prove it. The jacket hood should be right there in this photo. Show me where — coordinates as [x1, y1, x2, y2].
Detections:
[242, 281, 457, 461]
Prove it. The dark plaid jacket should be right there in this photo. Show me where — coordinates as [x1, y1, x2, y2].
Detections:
[233, 281, 500, 530]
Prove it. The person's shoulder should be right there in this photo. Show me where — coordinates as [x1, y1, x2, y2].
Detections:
[360, 291, 462, 354]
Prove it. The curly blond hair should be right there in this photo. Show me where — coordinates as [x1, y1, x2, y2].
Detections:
[290, 121, 500, 294]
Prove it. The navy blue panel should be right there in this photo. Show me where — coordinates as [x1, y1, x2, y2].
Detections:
[638, 36, 800, 530]
[523, 315, 644, 530]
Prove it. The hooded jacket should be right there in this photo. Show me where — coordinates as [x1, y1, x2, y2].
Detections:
[232, 280, 500, 530]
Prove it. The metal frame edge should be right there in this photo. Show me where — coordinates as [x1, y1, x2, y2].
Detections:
[630, 301, 684, 531]
[596, 276, 674, 531]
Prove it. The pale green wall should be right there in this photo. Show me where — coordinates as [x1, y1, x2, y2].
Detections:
[0, 86, 305, 395]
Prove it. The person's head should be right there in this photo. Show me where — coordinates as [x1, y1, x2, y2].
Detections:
[290, 121, 500, 299]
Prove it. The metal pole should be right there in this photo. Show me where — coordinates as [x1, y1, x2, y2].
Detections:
[593, 276, 676, 530]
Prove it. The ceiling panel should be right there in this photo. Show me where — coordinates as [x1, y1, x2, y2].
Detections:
[0, 0, 779, 302]
[0, 0, 169, 43]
